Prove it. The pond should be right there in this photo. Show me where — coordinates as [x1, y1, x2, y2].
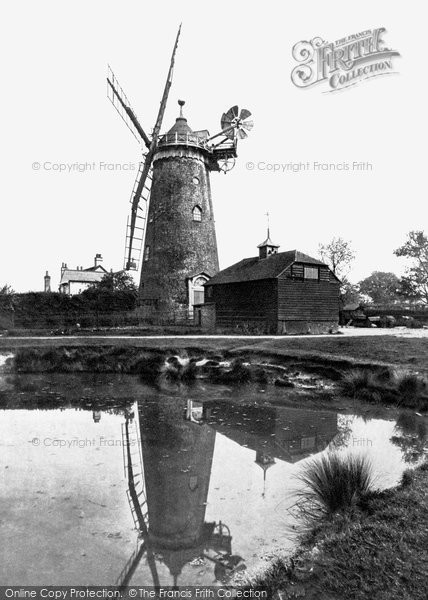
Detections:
[0, 373, 427, 587]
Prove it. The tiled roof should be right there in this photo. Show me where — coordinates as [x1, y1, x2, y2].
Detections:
[83, 265, 107, 273]
[206, 250, 327, 285]
[59, 270, 106, 286]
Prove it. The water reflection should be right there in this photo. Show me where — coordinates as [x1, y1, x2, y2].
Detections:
[118, 397, 338, 587]
[120, 399, 239, 587]
[390, 412, 428, 463]
[1, 374, 427, 587]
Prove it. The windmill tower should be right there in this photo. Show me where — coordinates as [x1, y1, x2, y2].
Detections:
[107, 26, 253, 321]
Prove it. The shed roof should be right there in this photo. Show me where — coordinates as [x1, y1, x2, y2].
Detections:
[206, 250, 327, 285]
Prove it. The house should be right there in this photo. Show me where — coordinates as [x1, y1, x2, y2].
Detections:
[58, 254, 108, 295]
[195, 234, 340, 334]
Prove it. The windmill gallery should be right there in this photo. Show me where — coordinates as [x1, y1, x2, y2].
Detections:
[106, 26, 340, 334]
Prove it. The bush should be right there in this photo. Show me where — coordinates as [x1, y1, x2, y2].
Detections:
[295, 452, 374, 521]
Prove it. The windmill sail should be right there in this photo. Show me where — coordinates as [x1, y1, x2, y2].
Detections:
[116, 413, 160, 589]
[124, 24, 182, 272]
[124, 159, 152, 270]
[107, 66, 151, 148]
[151, 24, 182, 142]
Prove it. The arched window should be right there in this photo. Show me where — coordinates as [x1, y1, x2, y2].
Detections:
[192, 205, 202, 222]
[143, 245, 150, 262]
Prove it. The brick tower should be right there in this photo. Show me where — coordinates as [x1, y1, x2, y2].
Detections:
[139, 103, 220, 320]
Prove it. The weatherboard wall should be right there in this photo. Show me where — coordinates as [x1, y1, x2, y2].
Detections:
[205, 262, 340, 334]
[277, 265, 340, 322]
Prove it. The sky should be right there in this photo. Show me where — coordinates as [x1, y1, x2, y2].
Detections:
[1, 1, 426, 292]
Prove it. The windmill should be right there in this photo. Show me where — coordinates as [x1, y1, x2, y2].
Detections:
[107, 26, 253, 320]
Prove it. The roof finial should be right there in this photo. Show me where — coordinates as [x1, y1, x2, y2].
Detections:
[178, 99, 185, 118]
[265, 211, 270, 238]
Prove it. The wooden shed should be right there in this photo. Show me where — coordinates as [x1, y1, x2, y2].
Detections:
[197, 235, 340, 334]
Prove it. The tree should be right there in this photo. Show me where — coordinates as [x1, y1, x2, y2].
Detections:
[358, 271, 401, 305]
[394, 231, 428, 305]
[0, 284, 15, 310]
[89, 271, 138, 294]
[81, 271, 138, 311]
[340, 280, 361, 306]
[318, 237, 356, 280]
[0, 284, 15, 295]
[319, 237, 358, 306]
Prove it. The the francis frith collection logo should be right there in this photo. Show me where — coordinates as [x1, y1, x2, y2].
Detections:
[291, 28, 400, 92]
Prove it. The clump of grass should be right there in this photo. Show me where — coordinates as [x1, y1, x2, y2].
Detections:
[295, 452, 374, 521]
[401, 468, 415, 488]
[341, 369, 374, 395]
[228, 358, 252, 383]
[395, 372, 427, 405]
[340, 368, 428, 409]
[134, 354, 165, 381]
[341, 369, 384, 403]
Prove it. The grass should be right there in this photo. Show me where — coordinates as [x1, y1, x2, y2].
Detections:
[295, 452, 374, 522]
[340, 368, 428, 409]
[2, 334, 428, 374]
[252, 462, 428, 600]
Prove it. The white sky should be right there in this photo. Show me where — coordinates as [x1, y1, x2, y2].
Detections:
[1, 1, 426, 292]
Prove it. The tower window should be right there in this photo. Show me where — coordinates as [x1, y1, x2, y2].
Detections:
[192, 176, 200, 185]
[144, 245, 150, 261]
[192, 205, 202, 222]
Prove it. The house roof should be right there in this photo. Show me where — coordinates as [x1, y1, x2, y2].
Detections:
[59, 269, 106, 286]
[83, 265, 108, 273]
[206, 250, 328, 286]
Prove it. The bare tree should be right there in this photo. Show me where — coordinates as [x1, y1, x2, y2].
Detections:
[318, 237, 356, 280]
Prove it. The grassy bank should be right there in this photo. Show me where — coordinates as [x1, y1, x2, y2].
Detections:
[4, 342, 427, 411]
[253, 462, 428, 600]
[1, 334, 428, 374]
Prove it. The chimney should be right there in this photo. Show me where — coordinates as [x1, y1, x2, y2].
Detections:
[61, 262, 67, 276]
[94, 253, 103, 267]
[44, 271, 51, 293]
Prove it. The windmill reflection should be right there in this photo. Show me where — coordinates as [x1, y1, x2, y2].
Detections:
[118, 398, 236, 588]
[117, 397, 338, 588]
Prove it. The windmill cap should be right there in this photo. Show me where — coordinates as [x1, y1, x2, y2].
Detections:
[166, 101, 193, 135]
